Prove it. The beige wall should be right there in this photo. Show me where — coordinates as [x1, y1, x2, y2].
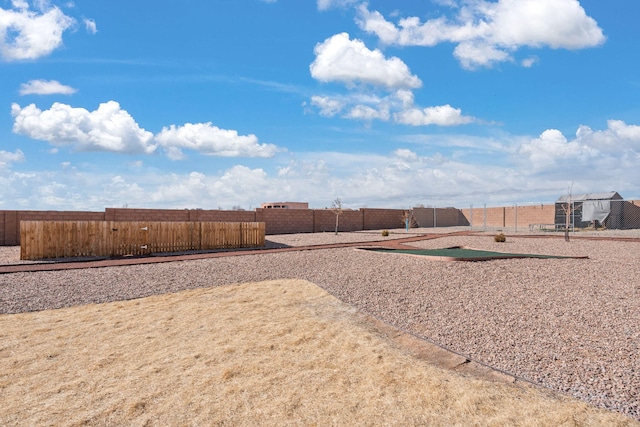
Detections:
[3, 201, 639, 245]
[260, 202, 309, 209]
[413, 207, 469, 227]
[460, 204, 555, 229]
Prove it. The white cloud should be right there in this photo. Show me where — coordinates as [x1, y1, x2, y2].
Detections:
[310, 95, 345, 117]
[149, 172, 210, 204]
[0, 152, 523, 210]
[521, 56, 538, 68]
[355, 6, 418, 45]
[11, 102, 282, 160]
[432, 0, 457, 7]
[394, 104, 476, 126]
[516, 120, 640, 174]
[11, 101, 157, 154]
[309, 90, 475, 127]
[0, 149, 25, 168]
[356, 0, 605, 69]
[317, 0, 359, 11]
[518, 129, 595, 172]
[478, 0, 605, 49]
[453, 41, 511, 69]
[312, 92, 396, 123]
[155, 122, 281, 160]
[0, 1, 75, 61]
[393, 148, 418, 161]
[19, 79, 77, 95]
[3, 119, 640, 210]
[214, 165, 271, 196]
[308, 34, 476, 127]
[11, 101, 283, 160]
[395, 89, 415, 109]
[149, 166, 277, 209]
[11, 1, 29, 9]
[310, 32, 422, 89]
[576, 120, 640, 154]
[102, 175, 146, 206]
[345, 104, 390, 122]
[83, 17, 97, 34]
[309, 92, 390, 122]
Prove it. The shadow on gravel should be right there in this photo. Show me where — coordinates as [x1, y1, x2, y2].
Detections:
[264, 240, 292, 249]
[12, 242, 293, 266]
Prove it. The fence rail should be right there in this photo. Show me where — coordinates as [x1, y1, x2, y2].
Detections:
[20, 221, 265, 260]
[465, 199, 640, 232]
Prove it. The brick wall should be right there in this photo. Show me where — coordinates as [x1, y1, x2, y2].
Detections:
[1, 210, 105, 246]
[0, 208, 260, 245]
[313, 209, 364, 233]
[3, 201, 638, 245]
[460, 204, 555, 229]
[513, 204, 555, 228]
[362, 208, 406, 230]
[105, 208, 190, 222]
[255, 208, 315, 235]
[413, 207, 469, 227]
[0, 211, 16, 247]
[189, 209, 256, 222]
[104, 208, 257, 223]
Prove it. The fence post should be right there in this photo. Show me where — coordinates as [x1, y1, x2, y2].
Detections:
[483, 204, 487, 231]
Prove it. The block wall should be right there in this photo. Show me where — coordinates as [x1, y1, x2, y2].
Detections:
[460, 204, 555, 229]
[313, 209, 364, 233]
[3, 200, 638, 245]
[105, 208, 258, 223]
[1, 210, 105, 246]
[0, 211, 16, 247]
[0, 208, 259, 245]
[189, 209, 256, 223]
[255, 208, 315, 235]
[105, 208, 190, 222]
[513, 204, 555, 228]
[362, 208, 406, 230]
[2, 206, 450, 245]
[413, 207, 469, 228]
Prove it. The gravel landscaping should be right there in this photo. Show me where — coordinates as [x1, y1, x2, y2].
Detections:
[0, 228, 639, 420]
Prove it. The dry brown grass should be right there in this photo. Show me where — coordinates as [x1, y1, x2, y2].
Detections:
[0, 279, 636, 426]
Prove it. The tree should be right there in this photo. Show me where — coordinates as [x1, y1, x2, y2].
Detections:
[561, 182, 577, 242]
[400, 209, 417, 232]
[331, 198, 343, 235]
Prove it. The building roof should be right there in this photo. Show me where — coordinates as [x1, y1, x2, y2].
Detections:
[556, 191, 622, 202]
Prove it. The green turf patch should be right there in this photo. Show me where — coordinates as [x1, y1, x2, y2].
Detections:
[366, 246, 587, 261]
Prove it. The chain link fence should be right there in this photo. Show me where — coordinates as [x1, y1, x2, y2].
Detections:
[462, 199, 640, 235]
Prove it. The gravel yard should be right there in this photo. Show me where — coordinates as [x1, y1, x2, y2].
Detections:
[0, 229, 639, 420]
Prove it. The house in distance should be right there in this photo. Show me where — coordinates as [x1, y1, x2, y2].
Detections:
[260, 202, 309, 209]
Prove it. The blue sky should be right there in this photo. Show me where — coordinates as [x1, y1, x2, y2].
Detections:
[1, 0, 639, 210]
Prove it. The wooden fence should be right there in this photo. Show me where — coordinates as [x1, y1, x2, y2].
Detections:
[20, 221, 266, 260]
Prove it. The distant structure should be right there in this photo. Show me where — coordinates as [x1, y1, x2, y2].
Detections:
[555, 191, 623, 229]
[260, 202, 309, 209]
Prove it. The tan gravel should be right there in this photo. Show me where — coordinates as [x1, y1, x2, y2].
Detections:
[0, 229, 639, 420]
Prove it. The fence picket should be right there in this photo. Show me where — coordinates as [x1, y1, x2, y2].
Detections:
[19, 221, 265, 260]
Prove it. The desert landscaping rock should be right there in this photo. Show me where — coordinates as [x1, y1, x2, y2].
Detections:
[0, 230, 639, 420]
